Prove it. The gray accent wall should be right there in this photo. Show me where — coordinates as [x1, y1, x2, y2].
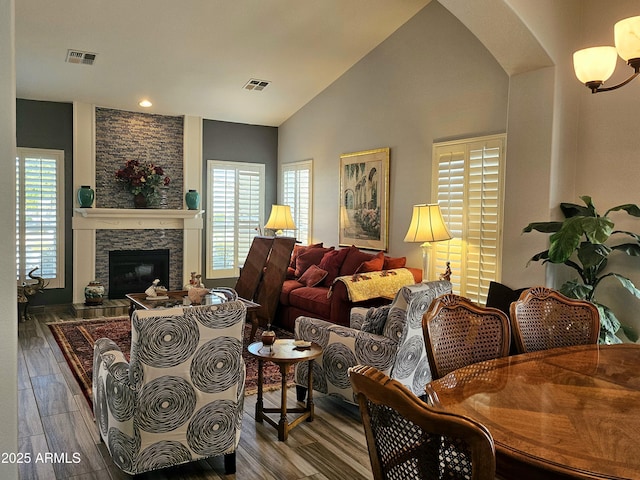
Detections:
[201, 119, 278, 286]
[278, 2, 509, 269]
[16, 99, 74, 305]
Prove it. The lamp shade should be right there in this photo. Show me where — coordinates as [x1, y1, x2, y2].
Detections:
[615, 16, 640, 62]
[404, 204, 452, 244]
[264, 204, 296, 231]
[573, 46, 618, 84]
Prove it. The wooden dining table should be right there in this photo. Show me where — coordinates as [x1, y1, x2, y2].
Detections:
[425, 343, 640, 480]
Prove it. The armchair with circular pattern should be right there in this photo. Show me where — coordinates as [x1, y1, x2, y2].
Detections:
[92, 300, 246, 475]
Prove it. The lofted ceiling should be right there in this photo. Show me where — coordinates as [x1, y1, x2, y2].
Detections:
[15, 0, 431, 126]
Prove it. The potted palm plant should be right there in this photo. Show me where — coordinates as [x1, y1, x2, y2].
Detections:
[523, 196, 640, 343]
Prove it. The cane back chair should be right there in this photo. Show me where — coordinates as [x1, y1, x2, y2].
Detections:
[509, 286, 600, 353]
[422, 294, 511, 380]
[349, 364, 496, 480]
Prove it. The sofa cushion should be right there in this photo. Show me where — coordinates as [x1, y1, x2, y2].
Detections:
[295, 246, 333, 277]
[339, 245, 375, 276]
[298, 264, 328, 287]
[289, 286, 332, 319]
[280, 279, 304, 305]
[356, 251, 385, 273]
[383, 255, 407, 270]
[289, 242, 323, 269]
[318, 247, 350, 287]
[361, 304, 391, 335]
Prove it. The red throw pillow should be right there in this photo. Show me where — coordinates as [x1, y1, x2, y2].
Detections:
[318, 247, 350, 286]
[295, 247, 333, 277]
[356, 251, 385, 273]
[339, 245, 375, 276]
[289, 242, 323, 269]
[383, 255, 407, 270]
[298, 264, 328, 287]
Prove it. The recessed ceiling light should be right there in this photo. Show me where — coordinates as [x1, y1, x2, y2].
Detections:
[139, 100, 152, 108]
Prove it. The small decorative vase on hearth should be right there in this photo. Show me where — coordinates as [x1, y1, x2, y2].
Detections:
[77, 185, 94, 208]
[185, 189, 200, 210]
[84, 281, 105, 306]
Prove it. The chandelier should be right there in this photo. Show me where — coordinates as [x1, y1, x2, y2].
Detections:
[573, 16, 640, 93]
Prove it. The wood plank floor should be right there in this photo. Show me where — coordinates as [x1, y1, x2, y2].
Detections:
[18, 310, 374, 480]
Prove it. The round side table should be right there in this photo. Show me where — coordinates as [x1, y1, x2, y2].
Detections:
[247, 339, 322, 441]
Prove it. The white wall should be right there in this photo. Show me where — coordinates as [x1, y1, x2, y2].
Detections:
[0, 0, 19, 477]
[279, 2, 510, 271]
[573, 0, 640, 337]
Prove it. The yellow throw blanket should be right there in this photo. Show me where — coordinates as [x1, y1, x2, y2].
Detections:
[332, 268, 416, 302]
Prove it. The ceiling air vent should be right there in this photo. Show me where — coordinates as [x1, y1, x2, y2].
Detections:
[243, 78, 270, 91]
[66, 49, 97, 65]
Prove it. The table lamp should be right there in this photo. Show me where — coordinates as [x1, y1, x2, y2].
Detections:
[264, 204, 296, 236]
[404, 204, 452, 281]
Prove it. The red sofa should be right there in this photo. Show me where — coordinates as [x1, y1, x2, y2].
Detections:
[275, 244, 421, 331]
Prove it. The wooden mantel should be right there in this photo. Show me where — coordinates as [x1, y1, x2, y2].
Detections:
[72, 208, 204, 230]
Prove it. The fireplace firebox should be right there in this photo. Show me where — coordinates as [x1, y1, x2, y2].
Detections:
[108, 249, 170, 299]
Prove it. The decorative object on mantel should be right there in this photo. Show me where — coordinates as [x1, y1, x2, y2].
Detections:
[17, 267, 49, 322]
[185, 189, 200, 210]
[77, 185, 94, 208]
[144, 278, 169, 300]
[115, 159, 171, 209]
[184, 271, 204, 290]
[84, 280, 105, 306]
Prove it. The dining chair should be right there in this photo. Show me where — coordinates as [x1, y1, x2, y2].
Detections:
[422, 294, 511, 380]
[509, 286, 600, 353]
[349, 364, 496, 480]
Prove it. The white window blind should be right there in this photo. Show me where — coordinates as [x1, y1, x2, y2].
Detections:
[432, 135, 505, 304]
[206, 160, 265, 279]
[16, 148, 65, 288]
[282, 160, 312, 245]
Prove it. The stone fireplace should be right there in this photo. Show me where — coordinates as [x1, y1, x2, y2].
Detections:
[71, 104, 203, 304]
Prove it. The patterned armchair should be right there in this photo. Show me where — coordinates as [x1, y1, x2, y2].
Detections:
[92, 300, 246, 475]
[294, 280, 451, 404]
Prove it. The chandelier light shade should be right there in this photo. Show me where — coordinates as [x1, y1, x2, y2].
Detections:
[404, 204, 452, 281]
[573, 15, 640, 93]
[573, 47, 618, 84]
[264, 204, 296, 236]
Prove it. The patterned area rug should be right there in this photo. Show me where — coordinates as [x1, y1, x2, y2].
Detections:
[48, 316, 294, 407]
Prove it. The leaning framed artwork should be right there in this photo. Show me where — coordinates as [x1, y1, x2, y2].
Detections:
[339, 147, 389, 251]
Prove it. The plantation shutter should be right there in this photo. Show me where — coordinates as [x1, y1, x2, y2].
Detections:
[432, 135, 505, 304]
[16, 148, 65, 288]
[282, 160, 312, 245]
[207, 160, 264, 279]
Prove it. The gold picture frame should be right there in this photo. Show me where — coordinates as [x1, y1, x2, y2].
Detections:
[339, 147, 389, 251]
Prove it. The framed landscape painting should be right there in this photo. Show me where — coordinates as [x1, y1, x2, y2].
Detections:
[339, 147, 389, 251]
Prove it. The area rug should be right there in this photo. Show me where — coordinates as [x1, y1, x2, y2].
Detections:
[48, 316, 294, 407]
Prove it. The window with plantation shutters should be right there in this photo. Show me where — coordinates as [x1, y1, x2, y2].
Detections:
[432, 134, 505, 304]
[16, 148, 65, 289]
[282, 160, 312, 245]
[206, 160, 265, 279]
